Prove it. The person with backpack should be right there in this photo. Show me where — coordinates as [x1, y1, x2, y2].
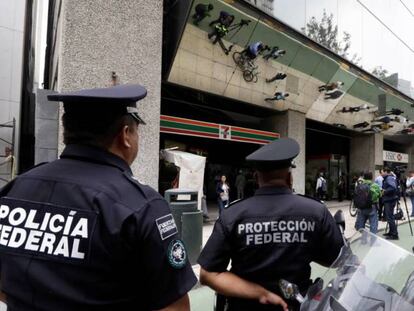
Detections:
[315, 172, 327, 200]
[382, 167, 400, 240]
[354, 172, 381, 234]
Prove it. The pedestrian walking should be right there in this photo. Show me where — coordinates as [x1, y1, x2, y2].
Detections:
[216, 175, 230, 215]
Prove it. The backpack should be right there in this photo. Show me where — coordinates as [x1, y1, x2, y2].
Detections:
[320, 178, 327, 193]
[353, 182, 372, 209]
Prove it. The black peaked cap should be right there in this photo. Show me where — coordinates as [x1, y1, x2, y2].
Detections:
[47, 84, 147, 124]
[47, 84, 147, 104]
[246, 137, 300, 170]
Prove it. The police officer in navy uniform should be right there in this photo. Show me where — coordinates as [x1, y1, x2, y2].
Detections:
[0, 84, 197, 310]
[198, 138, 343, 311]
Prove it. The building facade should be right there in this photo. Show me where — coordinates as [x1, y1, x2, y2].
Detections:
[0, 0, 26, 187]
[36, 0, 414, 199]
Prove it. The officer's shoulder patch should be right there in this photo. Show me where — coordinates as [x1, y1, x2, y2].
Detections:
[0, 197, 98, 265]
[224, 198, 245, 209]
[156, 214, 178, 240]
[167, 239, 187, 269]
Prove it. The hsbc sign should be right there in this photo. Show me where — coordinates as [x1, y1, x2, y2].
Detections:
[383, 150, 409, 163]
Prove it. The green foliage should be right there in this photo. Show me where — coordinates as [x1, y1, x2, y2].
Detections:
[371, 66, 389, 79]
[302, 10, 359, 63]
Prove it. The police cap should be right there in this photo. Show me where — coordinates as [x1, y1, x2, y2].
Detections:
[246, 137, 299, 170]
[47, 84, 147, 124]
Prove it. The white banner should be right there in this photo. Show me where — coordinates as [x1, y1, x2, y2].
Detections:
[161, 150, 206, 210]
[383, 150, 409, 163]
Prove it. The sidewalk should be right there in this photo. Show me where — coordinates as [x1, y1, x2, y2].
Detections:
[189, 199, 414, 310]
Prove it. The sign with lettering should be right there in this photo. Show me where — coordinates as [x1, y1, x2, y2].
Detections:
[0, 198, 97, 264]
[383, 150, 408, 163]
[238, 218, 316, 246]
[219, 125, 231, 140]
[160, 115, 279, 145]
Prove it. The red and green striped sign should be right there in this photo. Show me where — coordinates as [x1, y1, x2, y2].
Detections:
[160, 115, 279, 145]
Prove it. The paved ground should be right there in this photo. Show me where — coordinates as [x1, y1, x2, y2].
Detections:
[189, 199, 414, 310]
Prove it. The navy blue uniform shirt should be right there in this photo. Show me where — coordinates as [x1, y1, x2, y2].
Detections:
[0, 145, 196, 311]
[198, 186, 343, 311]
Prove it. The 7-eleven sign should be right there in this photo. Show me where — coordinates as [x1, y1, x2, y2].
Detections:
[219, 125, 231, 140]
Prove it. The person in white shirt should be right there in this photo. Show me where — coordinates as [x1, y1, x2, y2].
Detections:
[315, 172, 327, 200]
[374, 170, 384, 187]
[375, 170, 385, 220]
[216, 175, 230, 215]
[406, 171, 414, 217]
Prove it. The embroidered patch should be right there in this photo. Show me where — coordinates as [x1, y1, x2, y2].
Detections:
[0, 197, 97, 265]
[167, 239, 187, 269]
[156, 214, 178, 240]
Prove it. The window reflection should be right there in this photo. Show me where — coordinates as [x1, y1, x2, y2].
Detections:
[248, 0, 414, 95]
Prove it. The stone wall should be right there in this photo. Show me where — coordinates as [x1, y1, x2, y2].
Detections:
[56, 0, 163, 188]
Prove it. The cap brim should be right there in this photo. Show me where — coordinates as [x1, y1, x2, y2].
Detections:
[47, 84, 147, 104]
[126, 106, 146, 125]
[130, 113, 146, 125]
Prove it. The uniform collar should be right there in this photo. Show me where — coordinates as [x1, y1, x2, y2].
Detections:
[60, 144, 132, 174]
[255, 186, 292, 195]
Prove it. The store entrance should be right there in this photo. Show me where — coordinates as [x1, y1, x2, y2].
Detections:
[305, 121, 351, 200]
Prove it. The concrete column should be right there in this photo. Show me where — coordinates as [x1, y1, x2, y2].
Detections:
[350, 133, 383, 176]
[405, 144, 414, 171]
[264, 110, 306, 194]
[57, 0, 163, 188]
[35, 89, 59, 164]
[373, 133, 384, 168]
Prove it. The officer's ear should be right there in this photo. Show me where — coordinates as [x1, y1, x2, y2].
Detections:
[121, 123, 138, 148]
[122, 125, 132, 148]
[288, 171, 293, 189]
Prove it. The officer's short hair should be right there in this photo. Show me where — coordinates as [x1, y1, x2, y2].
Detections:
[62, 103, 136, 148]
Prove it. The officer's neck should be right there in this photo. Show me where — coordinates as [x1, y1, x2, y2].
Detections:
[259, 179, 290, 189]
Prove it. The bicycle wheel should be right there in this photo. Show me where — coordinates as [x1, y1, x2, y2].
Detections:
[252, 70, 259, 83]
[252, 73, 258, 83]
[349, 200, 357, 217]
[232, 52, 244, 68]
[243, 70, 254, 82]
